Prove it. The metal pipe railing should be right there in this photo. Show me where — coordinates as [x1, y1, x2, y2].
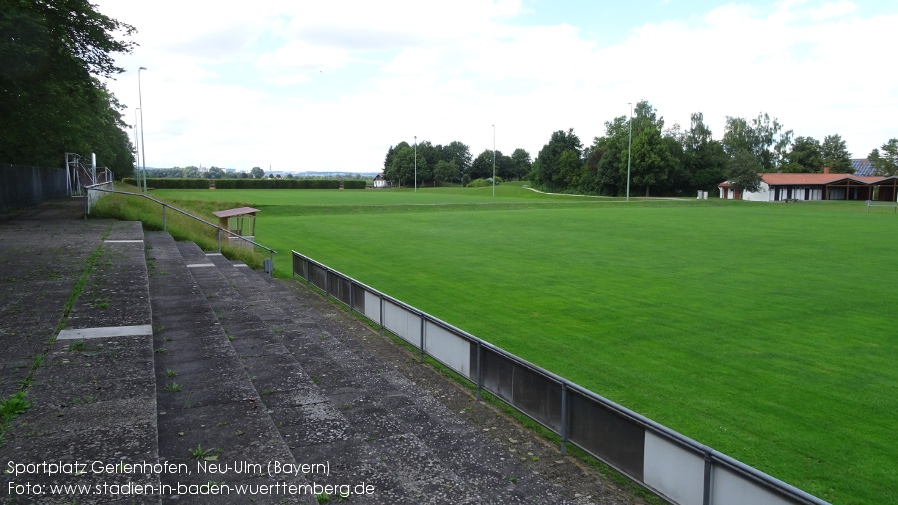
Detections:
[85, 186, 277, 276]
[290, 249, 830, 505]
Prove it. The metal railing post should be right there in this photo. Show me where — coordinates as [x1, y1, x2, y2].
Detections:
[349, 281, 354, 315]
[703, 451, 713, 505]
[560, 382, 568, 455]
[419, 315, 425, 363]
[476, 341, 483, 400]
[217, 228, 221, 253]
[162, 204, 167, 231]
[379, 294, 384, 337]
[269, 250, 274, 277]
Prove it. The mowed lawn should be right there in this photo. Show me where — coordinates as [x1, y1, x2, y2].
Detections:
[156, 186, 897, 504]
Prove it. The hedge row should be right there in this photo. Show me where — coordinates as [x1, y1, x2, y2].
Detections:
[122, 178, 367, 189]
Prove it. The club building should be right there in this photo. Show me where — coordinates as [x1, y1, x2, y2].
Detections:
[718, 168, 898, 202]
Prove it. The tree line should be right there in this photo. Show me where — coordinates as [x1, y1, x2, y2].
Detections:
[383, 140, 532, 187]
[0, 1, 136, 175]
[531, 101, 871, 197]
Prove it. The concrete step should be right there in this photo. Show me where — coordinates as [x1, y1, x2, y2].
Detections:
[198, 252, 575, 504]
[0, 221, 160, 502]
[146, 233, 314, 505]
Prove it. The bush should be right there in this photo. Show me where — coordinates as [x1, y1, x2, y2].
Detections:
[466, 177, 502, 187]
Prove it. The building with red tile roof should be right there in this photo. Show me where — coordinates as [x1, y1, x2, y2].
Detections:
[718, 168, 898, 202]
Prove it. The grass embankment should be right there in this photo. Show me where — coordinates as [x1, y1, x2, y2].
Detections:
[145, 185, 895, 505]
[89, 184, 266, 269]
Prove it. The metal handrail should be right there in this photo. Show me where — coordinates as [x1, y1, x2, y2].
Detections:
[85, 185, 277, 276]
[291, 249, 830, 505]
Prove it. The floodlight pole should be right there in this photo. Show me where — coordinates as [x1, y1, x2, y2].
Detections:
[626, 102, 632, 202]
[492, 124, 496, 197]
[133, 108, 140, 177]
[414, 136, 417, 193]
[138, 67, 148, 193]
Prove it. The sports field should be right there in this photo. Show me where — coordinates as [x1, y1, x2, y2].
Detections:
[154, 186, 897, 505]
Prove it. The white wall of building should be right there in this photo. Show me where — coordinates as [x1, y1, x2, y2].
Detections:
[742, 182, 771, 202]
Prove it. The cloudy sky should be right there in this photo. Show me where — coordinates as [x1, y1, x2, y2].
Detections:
[95, 0, 897, 173]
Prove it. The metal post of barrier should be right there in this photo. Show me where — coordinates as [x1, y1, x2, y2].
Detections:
[162, 204, 167, 231]
[269, 250, 274, 278]
[560, 382, 568, 455]
[419, 315, 425, 363]
[349, 280, 354, 316]
[325, 268, 330, 301]
[703, 451, 713, 505]
[476, 341, 483, 400]
[217, 228, 221, 253]
[379, 294, 384, 337]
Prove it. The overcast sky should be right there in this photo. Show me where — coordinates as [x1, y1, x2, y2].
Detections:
[95, 0, 897, 173]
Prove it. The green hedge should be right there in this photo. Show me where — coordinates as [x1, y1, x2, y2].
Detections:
[122, 178, 367, 189]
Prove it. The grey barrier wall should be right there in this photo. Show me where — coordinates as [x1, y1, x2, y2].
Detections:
[0, 163, 69, 212]
[85, 181, 115, 212]
[291, 250, 830, 505]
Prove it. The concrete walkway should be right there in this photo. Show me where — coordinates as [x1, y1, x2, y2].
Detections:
[0, 199, 644, 504]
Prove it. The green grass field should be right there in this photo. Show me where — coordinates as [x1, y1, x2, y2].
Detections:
[151, 186, 897, 505]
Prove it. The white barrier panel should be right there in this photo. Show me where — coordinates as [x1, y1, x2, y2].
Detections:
[712, 466, 794, 505]
[423, 320, 471, 377]
[383, 299, 421, 346]
[363, 290, 380, 322]
[643, 431, 705, 505]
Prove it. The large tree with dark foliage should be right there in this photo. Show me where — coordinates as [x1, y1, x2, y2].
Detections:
[0, 0, 136, 173]
[821, 134, 852, 173]
[533, 129, 582, 191]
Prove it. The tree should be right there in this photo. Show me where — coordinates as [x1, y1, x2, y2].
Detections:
[681, 112, 728, 194]
[470, 150, 495, 180]
[433, 160, 457, 185]
[722, 113, 788, 171]
[533, 129, 582, 191]
[415, 140, 439, 183]
[205, 166, 225, 179]
[869, 139, 898, 176]
[442, 141, 472, 177]
[591, 116, 630, 196]
[510, 149, 532, 180]
[821, 134, 852, 173]
[383, 141, 410, 181]
[727, 150, 763, 193]
[785, 136, 824, 173]
[630, 126, 673, 196]
[387, 145, 426, 186]
[557, 149, 583, 188]
[250, 166, 265, 179]
[624, 100, 674, 196]
[0, 1, 136, 171]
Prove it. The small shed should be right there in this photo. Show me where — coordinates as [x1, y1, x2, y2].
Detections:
[212, 206, 259, 247]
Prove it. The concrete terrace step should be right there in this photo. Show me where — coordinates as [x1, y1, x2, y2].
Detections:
[191, 249, 578, 504]
[0, 221, 159, 503]
[145, 232, 314, 505]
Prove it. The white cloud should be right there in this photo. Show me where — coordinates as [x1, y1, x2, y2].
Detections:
[94, 0, 898, 171]
[812, 1, 857, 21]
